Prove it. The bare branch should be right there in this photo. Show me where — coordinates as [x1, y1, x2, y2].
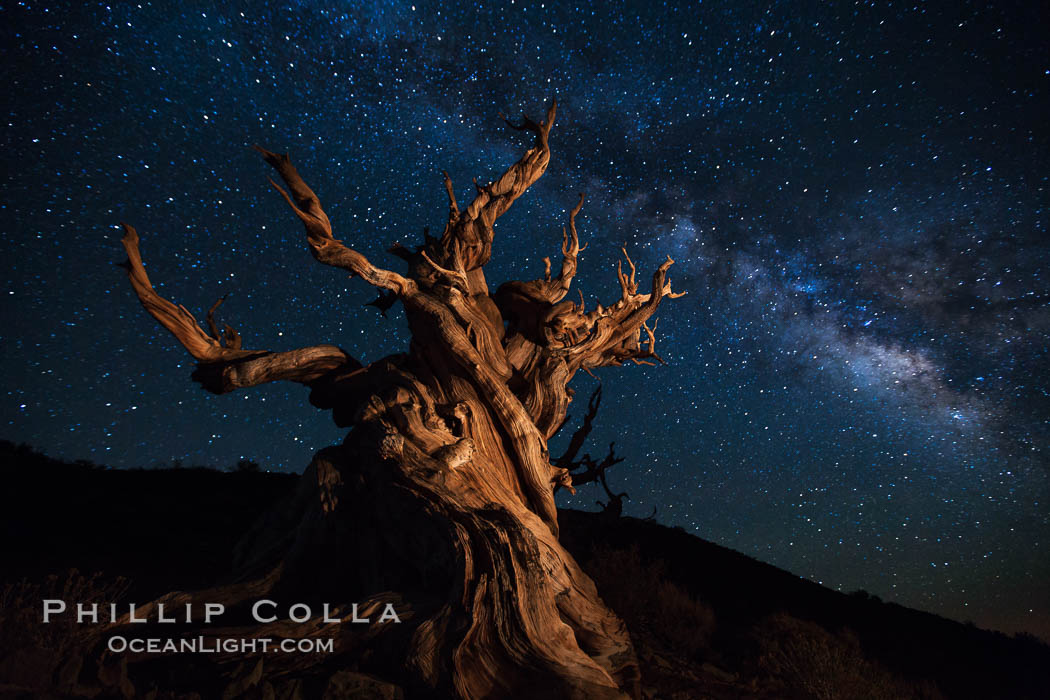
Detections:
[364, 290, 399, 316]
[596, 462, 629, 518]
[205, 294, 244, 350]
[253, 145, 415, 296]
[222, 323, 243, 351]
[467, 101, 556, 227]
[541, 252, 684, 371]
[432, 101, 557, 275]
[206, 295, 227, 342]
[491, 192, 588, 339]
[420, 250, 470, 290]
[501, 101, 557, 147]
[120, 224, 247, 363]
[554, 384, 603, 470]
[550, 384, 631, 498]
[119, 224, 358, 394]
[550, 193, 587, 300]
[442, 170, 459, 221]
[633, 319, 666, 366]
[191, 344, 356, 395]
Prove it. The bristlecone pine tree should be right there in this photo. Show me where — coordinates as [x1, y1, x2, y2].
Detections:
[120, 101, 684, 699]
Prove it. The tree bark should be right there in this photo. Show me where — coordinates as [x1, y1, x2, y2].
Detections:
[118, 101, 684, 698]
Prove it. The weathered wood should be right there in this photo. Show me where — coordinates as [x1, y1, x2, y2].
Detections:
[119, 101, 683, 698]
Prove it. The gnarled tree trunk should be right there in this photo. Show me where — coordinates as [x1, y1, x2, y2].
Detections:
[119, 102, 684, 698]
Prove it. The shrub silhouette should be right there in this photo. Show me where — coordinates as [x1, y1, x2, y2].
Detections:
[585, 543, 716, 659]
[0, 570, 130, 695]
[235, 459, 261, 473]
[757, 612, 944, 700]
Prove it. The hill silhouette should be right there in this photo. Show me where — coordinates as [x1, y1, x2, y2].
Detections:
[1, 441, 1047, 699]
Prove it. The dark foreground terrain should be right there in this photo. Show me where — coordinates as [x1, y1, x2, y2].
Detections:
[2, 441, 1048, 699]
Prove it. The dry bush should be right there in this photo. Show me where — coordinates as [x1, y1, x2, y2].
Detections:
[757, 612, 944, 700]
[0, 569, 129, 692]
[652, 579, 717, 657]
[585, 544, 716, 658]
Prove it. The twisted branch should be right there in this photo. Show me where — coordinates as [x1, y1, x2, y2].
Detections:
[431, 101, 558, 277]
[119, 224, 358, 394]
[253, 145, 415, 297]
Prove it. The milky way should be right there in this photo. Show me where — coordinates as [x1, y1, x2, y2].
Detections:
[3, 1, 1047, 639]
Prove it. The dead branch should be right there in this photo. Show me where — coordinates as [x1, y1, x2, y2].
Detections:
[555, 384, 603, 469]
[365, 290, 399, 316]
[553, 385, 627, 494]
[253, 146, 415, 297]
[565, 254, 685, 369]
[430, 101, 557, 276]
[120, 224, 358, 394]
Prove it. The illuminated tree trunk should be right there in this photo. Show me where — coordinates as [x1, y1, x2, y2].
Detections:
[119, 102, 683, 698]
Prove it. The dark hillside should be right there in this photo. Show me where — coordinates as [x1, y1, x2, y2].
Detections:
[1, 442, 296, 600]
[560, 511, 1050, 699]
[2, 442, 1047, 699]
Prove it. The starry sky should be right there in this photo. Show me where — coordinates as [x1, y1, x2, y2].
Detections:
[3, 1, 1048, 640]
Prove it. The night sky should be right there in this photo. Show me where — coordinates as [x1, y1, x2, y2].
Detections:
[4, 2, 1048, 640]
